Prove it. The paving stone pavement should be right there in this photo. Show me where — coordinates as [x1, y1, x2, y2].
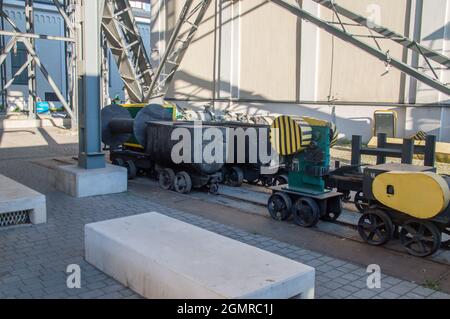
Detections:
[0, 190, 449, 299]
[0, 128, 449, 299]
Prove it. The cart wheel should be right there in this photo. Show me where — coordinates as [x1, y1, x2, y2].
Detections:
[174, 171, 192, 194]
[340, 190, 351, 202]
[354, 191, 368, 213]
[292, 197, 320, 228]
[147, 164, 157, 179]
[393, 224, 400, 239]
[442, 227, 450, 251]
[357, 209, 393, 246]
[262, 177, 274, 187]
[226, 166, 244, 187]
[209, 183, 219, 195]
[217, 167, 227, 183]
[400, 220, 441, 257]
[273, 174, 288, 186]
[245, 177, 260, 185]
[267, 192, 292, 221]
[158, 168, 176, 190]
[112, 158, 124, 167]
[125, 160, 137, 180]
[321, 200, 342, 222]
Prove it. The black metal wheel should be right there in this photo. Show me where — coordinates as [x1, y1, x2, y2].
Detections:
[245, 176, 260, 185]
[112, 158, 124, 167]
[261, 177, 274, 187]
[354, 191, 368, 213]
[209, 183, 219, 195]
[357, 209, 393, 246]
[400, 220, 441, 257]
[158, 168, 176, 190]
[442, 227, 450, 251]
[226, 166, 244, 187]
[292, 197, 320, 228]
[273, 174, 288, 186]
[217, 167, 227, 184]
[146, 164, 157, 179]
[125, 160, 137, 180]
[267, 192, 292, 221]
[174, 171, 192, 194]
[340, 190, 351, 202]
[321, 200, 342, 222]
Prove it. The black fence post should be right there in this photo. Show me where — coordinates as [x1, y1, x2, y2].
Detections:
[424, 135, 437, 167]
[351, 135, 362, 166]
[401, 138, 414, 164]
[376, 133, 387, 165]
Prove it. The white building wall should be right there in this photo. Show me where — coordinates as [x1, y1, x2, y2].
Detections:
[158, 0, 450, 142]
[2, 1, 449, 143]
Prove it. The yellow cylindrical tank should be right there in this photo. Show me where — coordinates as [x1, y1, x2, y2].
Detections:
[372, 171, 450, 219]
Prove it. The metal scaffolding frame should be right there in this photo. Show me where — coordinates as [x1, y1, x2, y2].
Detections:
[100, 0, 212, 103]
[145, 0, 212, 100]
[101, 0, 155, 103]
[0, 0, 78, 127]
[271, 0, 450, 96]
[103, 0, 449, 102]
[312, 0, 450, 69]
[0, 0, 6, 111]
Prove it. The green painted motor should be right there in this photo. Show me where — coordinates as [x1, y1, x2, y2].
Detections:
[270, 116, 333, 195]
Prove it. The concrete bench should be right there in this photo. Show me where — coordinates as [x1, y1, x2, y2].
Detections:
[0, 174, 46, 225]
[85, 212, 315, 299]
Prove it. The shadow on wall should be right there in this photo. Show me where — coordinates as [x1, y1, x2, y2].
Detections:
[423, 22, 450, 41]
[168, 69, 377, 142]
[145, 0, 449, 142]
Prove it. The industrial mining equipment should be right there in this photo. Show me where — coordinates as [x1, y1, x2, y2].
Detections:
[325, 136, 450, 257]
[102, 102, 307, 193]
[102, 102, 224, 194]
[267, 116, 343, 227]
[267, 119, 450, 257]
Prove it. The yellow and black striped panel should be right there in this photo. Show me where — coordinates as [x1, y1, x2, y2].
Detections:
[330, 122, 339, 148]
[270, 115, 312, 156]
[412, 130, 428, 141]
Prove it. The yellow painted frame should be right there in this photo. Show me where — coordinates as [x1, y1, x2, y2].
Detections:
[373, 110, 398, 137]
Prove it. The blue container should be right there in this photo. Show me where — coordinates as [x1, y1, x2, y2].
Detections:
[36, 101, 50, 114]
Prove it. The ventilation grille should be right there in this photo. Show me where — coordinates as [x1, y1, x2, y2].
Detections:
[0, 210, 31, 227]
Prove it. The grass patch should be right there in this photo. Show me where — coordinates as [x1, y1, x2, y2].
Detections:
[423, 280, 441, 291]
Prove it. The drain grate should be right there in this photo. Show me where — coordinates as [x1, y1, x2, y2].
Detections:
[0, 210, 31, 227]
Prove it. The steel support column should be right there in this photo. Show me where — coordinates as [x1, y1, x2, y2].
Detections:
[77, 0, 105, 169]
[25, 0, 36, 119]
[0, 0, 6, 110]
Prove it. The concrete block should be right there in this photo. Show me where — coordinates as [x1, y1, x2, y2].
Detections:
[0, 174, 46, 224]
[0, 118, 71, 129]
[85, 212, 315, 299]
[55, 164, 127, 198]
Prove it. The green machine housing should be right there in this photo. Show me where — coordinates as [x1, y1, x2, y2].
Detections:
[268, 116, 342, 227]
[288, 124, 331, 195]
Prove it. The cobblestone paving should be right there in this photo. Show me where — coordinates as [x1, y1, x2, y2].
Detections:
[1, 191, 449, 299]
[0, 128, 449, 299]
